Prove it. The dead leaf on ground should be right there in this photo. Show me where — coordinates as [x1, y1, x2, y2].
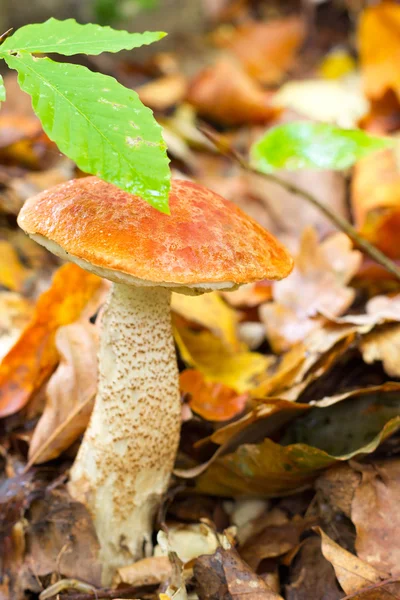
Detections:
[222, 281, 272, 308]
[27, 319, 99, 465]
[239, 515, 308, 570]
[360, 324, 400, 377]
[22, 487, 101, 586]
[0, 292, 33, 361]
[114, 556, 172, 587]
[194, 546, 284, 600]
[351, 459, 400, 577]
[187, 58, 278, 126]
[359, 2, 400, 102]
[174, 320, 272, 393]
[214, 17, 305, 85]
[352, 149, 400, 260]
[272, 78, 369, 128]
[260, 229, 362, 352]
[172, 291, 240, 350]
[315, 528, 393, 596]
[180, 369, 248, 422]
[137, 74, 188, 111]
[0, 263, 102, 418]
[285, 536, 343, 600]
[0, 240, 32, 292]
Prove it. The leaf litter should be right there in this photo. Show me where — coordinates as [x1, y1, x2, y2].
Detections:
[2, 2, 400, 600]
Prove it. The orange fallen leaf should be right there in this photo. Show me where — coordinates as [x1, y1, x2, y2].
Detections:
[359, 2, 400, 102]
[0, 292, 34, 361]
[260, 228, 362, 352]
[187, 58, 278, 126]
[222, 281, 272, 308]
[137, 74, 188, 112]
[0, 263, 102, 418]
[214, 17, 305, 85]
[352, 149, 400, 259]
[28, 319, 99, 465]
[180, 369, 248, 422]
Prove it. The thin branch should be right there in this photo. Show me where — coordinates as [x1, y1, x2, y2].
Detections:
[200, 126, 400, 283]
[59, 585, 155, 600]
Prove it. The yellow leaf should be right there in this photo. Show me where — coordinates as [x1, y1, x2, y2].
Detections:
[171, 291, 240, 350]
[0, 240, 31, 291]
[174, 322, 271, 393]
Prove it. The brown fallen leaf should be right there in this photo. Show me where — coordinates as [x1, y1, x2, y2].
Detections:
[341, 579, 400, 599]
[315, 463, 361, 519]
[180, 369, 248, 422]
[351, 460, 400, 577]
[0, 263, 102, 418]
[222, 281, 272, 308]
[22, 487, 101, 586]
[359, 2, 400, 102]
[137, 73, 188, 111]
[315, 528, 392, 596]
[285, 536, 343, 600]
[0, 240, 32, 292]
[239, 516, 307, 571]
[214, 17, 305, 85]
[187, 58, 278, 126]
[260, 229, 362, 352]
[114, 556, 172, 587]
[28, 319, 99, 465]
[194, 546, 284, 600]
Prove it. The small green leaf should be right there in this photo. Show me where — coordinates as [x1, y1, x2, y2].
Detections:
[0, 18, 165, 56]
[5, 53, 170, 211]
[0, 75, 5, 102]
[251, 121, 394, 173]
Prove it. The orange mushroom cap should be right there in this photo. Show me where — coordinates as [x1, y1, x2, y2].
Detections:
[18, 177, 293, 289]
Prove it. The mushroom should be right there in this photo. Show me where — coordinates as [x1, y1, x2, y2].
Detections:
[17, 177, 293, 583]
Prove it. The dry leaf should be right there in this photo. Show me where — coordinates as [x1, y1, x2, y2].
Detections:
[174, 322, 272, 393]
[316, 528, 386, 595]
[239, 516, 307, 570]
[187, 58, 277, 126]
[28, 319, 99, 465]
[0, 292, 34, 361]
[0, 240, 32, 292]
[0, 263, 102, 418]
[137, 74, 188, 111]
[222, 281, 272, 308]
[180, 369, 248, 422]
[352, 460, 400, 577]
[352, 149, 400, 259]
[260, 229, 362, 352]
[194, 546, 284, 600]
[285, 536, 343, 600]
[273, 78, 369, 128]
[23, 487, 101, 586]
[360, 324, 400, 377]
[171, 291, 240, 350]
[114, 556, 172, 587]
[359, 2, 400, 102]
[214, 17, 305, 85]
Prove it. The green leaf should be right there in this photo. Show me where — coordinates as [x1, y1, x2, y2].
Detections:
[0, 18, 165, 56]
[5, 53, 170, 211]
[0, 75, 5, 102]
[250, 121, 394, 173]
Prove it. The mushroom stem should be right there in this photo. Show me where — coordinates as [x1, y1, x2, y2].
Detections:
[68, 283, 181, 585]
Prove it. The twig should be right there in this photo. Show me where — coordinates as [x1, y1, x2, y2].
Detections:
[200, 126, 400, 283]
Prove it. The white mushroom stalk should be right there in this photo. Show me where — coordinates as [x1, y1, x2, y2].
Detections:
[68, 284, 180, 583]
